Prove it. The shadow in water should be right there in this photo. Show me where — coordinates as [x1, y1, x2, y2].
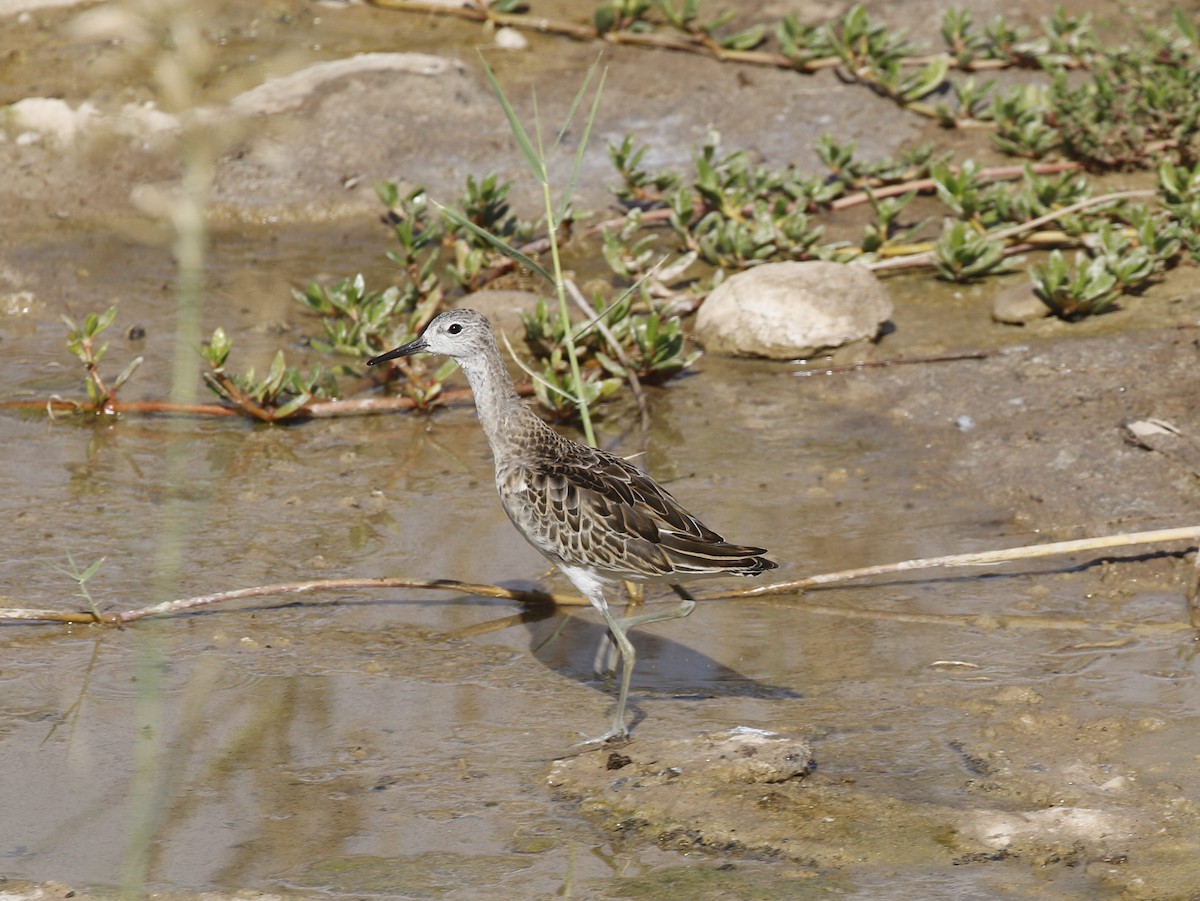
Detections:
[521, 606, 803, 702]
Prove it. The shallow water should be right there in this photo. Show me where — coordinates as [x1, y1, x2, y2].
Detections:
[3, 221, 1199, 901]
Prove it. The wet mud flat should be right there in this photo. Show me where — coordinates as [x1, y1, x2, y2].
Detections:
[547, 320, 1200, 899]
[2, 316, 1198, 900]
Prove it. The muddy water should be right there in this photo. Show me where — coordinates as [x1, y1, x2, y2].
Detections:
[2, 224, 1198, 900]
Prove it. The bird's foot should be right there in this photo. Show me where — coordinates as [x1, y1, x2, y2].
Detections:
[572, 726, 631, 750]
[550, 726, 630, 759]
[551, 729, 631, 760]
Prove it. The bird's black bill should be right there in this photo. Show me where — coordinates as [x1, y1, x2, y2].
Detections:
[367, 337, 427, 366]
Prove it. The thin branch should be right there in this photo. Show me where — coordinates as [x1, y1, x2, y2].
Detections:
[2, 527, 1197, 632]
[588, 162, 1093, 244]
[865, 189, 1158, 273]
[0, 399, 244, 417]
[984, 189, 1157, 243]
[116, 577, 572, 622]
[694, 525, 1200, 600]
[367, 0, 802, 68]
[0, 385, 537, 422]
[829, 162, 1084, 211]
[0, 577, 583, 625]
[364, 0, 1056, 84]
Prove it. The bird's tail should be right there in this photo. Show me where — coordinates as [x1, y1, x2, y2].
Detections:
[660, 534, 778, 577]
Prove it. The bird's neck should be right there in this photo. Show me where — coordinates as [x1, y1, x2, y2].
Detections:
[457, 353, 538, 457]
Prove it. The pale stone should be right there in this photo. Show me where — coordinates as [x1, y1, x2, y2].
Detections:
[695, 260, 893, 359]
[494, 27, 529, 50]
[992, 281, 1051, 324]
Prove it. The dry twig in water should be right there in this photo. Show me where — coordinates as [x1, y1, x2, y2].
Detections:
[1, 526, 1197, 631]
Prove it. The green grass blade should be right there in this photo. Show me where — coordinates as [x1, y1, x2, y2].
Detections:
[532, 85, 547, 163]
[79, 555, 107, 582]
[478, 51, 546, 185]
[550, 55, 599, 159]
[558, 60, 607, 223]
[435, 200, 554, 284]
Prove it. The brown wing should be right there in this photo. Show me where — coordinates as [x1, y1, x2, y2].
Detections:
[499, 433, 775, 580]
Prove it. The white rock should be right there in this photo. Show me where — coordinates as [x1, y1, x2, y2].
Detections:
[3, 53, 465, 149]
[494, 27, 529, 50]
[4, 98, 98, 146]
[230, 52, 463, 117]
[959, 806, 1132, 850]
[694, 260, 893, 359]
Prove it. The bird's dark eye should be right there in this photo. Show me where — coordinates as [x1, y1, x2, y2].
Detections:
[447, 323, 463, 335]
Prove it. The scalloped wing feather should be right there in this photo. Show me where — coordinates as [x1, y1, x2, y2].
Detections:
[498, 432, 776, 581]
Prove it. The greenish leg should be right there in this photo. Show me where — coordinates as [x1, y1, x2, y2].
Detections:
[594, 585, 697, 677]
[573, 600, 637, 746]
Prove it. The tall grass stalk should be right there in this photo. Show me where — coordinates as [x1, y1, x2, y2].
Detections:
[69, 0, 219, 894]
[475, 54, 606, 446]
[122, 136, 214, 899]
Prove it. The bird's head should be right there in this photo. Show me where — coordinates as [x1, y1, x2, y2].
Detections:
[367, 308, 494, 365]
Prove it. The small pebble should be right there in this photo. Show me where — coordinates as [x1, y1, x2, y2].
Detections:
[494, 27, 528, 50]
